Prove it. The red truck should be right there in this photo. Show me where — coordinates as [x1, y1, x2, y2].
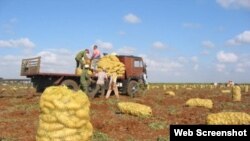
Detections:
[20, 55, 147, 96]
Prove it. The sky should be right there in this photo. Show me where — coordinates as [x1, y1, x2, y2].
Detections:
[0, 0, 250, 83]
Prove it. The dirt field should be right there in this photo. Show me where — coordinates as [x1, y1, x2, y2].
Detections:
[0, 85, 249, 141]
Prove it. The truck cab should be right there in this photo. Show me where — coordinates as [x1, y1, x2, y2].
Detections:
[117, 55, 147, 96]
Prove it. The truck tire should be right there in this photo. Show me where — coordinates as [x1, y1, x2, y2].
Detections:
[127, 80, 139, 97]
[60, 79, 79, 91]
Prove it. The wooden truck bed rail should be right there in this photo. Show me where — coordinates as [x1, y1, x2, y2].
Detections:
[20, 56, 41, 76]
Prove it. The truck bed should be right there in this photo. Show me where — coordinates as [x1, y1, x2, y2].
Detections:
[20, 55, 146, 95]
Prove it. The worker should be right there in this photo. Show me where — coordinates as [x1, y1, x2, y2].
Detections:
[90, 68, 107, 99]
[80, 64, 93, 96]
[90, 45, 101, 71]
[142, 66, 148, 85]
[75, 49, 90, 69]
[227, 80, 234, 87]
[105, 72, 119, 99]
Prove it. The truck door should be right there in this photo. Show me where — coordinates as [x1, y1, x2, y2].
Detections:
[132, 59, 143, 77]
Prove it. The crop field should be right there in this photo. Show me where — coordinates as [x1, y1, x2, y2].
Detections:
[0, 83, 250, 141]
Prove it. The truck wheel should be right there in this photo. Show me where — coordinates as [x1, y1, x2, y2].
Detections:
[61, 79, 79, 91]
[127, 80, 139, 97]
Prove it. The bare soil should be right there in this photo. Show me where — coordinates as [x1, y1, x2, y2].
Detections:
[0, 86, 249, 141]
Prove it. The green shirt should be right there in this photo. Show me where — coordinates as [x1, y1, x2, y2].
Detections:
[75, 50, 88, 61]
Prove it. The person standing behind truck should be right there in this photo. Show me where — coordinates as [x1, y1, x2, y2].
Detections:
[142, 67, 148, 85]
[80, 65, 93, 96]
[90, 45, 101, 71]
[75, 49, 90, 69]
[90, 68, 107, 99]
[105, 72, 119, 99]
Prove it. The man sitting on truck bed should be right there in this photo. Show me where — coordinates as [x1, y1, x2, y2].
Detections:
[75, 49, 90, 69]
[91, 45, 101, 72]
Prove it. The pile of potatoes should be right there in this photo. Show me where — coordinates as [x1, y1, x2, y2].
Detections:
[207, 112, 250, 125]
[97, 55, 125, 77]
[118, 102, 152, 118]
[185, 98, 213, 109]
[36, 86, 93, 141]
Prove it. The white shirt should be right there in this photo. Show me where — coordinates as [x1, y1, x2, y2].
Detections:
[96, 71, 107, 85]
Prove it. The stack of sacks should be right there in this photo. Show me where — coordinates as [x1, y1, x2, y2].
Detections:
[75, 68, 83, 76]
[221, 89, 231, 94]
[165, 91, 175, 96]
[244, 85, 248, 92]
[207, 112, 250, 125]
[75, 68, 93, 76]
[232, 86, 241, 101]
[36, 86, 93, 141]
[75, 58, 91, 76]
[185, 98, 213, 109]
[118, 102, 152, 118]
[97, 55, 125, 77]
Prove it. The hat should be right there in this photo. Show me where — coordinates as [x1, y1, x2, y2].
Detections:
[84, 64, 90, 68]
[111, 52, 117, 56]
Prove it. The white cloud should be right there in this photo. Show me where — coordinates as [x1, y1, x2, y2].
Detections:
[95, 40, 113, 50]
[123, 13, 141, 24]
[216, 64, 226, 72]
[37, 49, 74, 66]
[182, 23, 201, 29]
[37, 51, 57, 65]
[235, 67, 245, 72]
[0, 55, 22, 66]
[0, 48, 77, 78]
[202, 40, 215, 48]
[48, 48, 71, 55]
[141, 55, 184, 73]
[177, 56, 188, 63]
[193, 64, 199, 71]
[0, 38, 35, 49]
[235, 59, 250, 72]
[215, 54, 250, 74]
[191, 56, 198, 62]
[152, 41, 167, 49]
[146, 58, 183, 72]
[3, 55, 17, 61]
[117, 46, 136, 55]
[201, 50, 210, 55]
[0, 54, 33, 78]
[216, 0, 250, 9]
[227, 30, 250, 46]
[35, 49, 75, 73]
[217, 51, 238, 63]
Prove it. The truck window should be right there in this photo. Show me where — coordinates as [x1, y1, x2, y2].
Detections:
[134, 60, 143, 68]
